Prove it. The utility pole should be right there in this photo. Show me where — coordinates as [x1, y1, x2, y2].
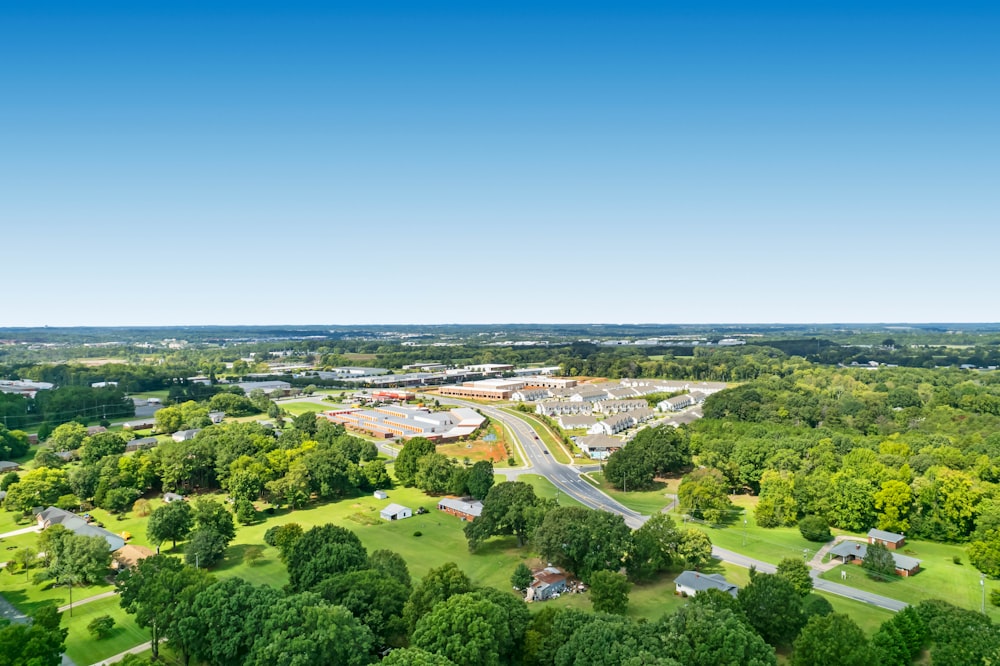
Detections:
[982, 573, 987, 614]
[743, 518, 747, 547]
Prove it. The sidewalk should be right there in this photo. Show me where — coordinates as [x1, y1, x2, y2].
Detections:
[59, 590, 117, 613]
[89, 641, 152, 666]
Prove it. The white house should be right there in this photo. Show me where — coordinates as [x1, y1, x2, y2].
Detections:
[557, 414, 598, 430]
[575, 434, 622, 460]
[380, 504, 412, 521]
[511, 388, 551, 402]
[594, 400, 648, 414]
[172, 429, 201, 442]
[588, 413, 635, 436]
[674, 571, 738, 597]
[536, 401, 591, 417]
[657, 394, 695, 412]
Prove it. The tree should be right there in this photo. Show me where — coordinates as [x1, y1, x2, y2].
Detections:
[511, 563, 533, 590]
[189, 577, 283, 666]
[132, 498, 152, 517]
[755, 471, 798, 528]
[285, 524, 368, 592]
[381, 648, 457, 666]
[775, 558, 813, 597]
[369, 549, 412, 589]
[316, 568, 410, 644]
[3, 467, 71, 512]
[737, 572, 806, 647]
[50, 533, 112, 585]
[104, 486, 141, 515]
[465, 481, 550, 550]
[147, 500, 193, 549]
[118, 555, 206, 661]
[798, 516, 831, 543]
[791, 613, 869, 666]
[191, 498, 236, 542]
[185, 528, 230, 568]
[292, 411, 319, 435]
[677, 529, 714, 569]
[0, 471, 19, 491]
[234, 498, 257, 524]
[80, 432, 127, 465]
[47, 422, 88, 452]
[862, 541, 896, 579]
[403, 562, 472, 632]
[678, 468, 734, 524]
[626, 513, 681, 581]
[412, 593, 508, 666]
[589, 570, 630, 615]
[394, 437, 436, 487]
[415, 453, 458, 494]
[264, 522, 304, 562]
[363, 460, 391, 490]
[246, 593, 375, 666]
[873, 480, 913, 533]
[467, 460, 495, 500]
[0, 604, 67, 666]
[659, 602, 776, 666]
[87, 614, 115, 640]
[13, 547, 37, 581]
[533, 507, 632, 581]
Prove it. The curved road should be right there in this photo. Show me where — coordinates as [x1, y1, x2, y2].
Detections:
[433, 394, 906, 612]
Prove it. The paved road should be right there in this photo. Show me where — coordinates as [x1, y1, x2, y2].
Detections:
[90, 641, 152, 666]
[59, 590, 117, 613]
[435, 396, 906, 612]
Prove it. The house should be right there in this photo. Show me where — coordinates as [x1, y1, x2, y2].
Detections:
[575, 434, 622, 460]
[535, 401, 591, 417]
[588, 413, 635, 436]
[510, 388, 551, 402]
[0, 461, 20, 474]
[567, 388, 608, 403]
[380, 504, 413, 521]
[868, 529, 906, 550]
[437, 497, 483, 521]
[34, 507, 126, 551]
[172, 429, 200, 442]
[163, 492, 185, 503]
[657, 395, 695, 412]
[208, 411, 225, 424]
[123, 419, 157, 431]
[86, 426, 108, 436]
[594, 400, 647, 414]
[0, 490, 6, 502]
[828, 541, 922, 577]
[557, 414, 598, 430]
[527, 567, 568, 601]
[674, 570, 738, 597]
[125, 436, 159, 452]
[55, 451, 75, 462]
[373, 490, 388, 500]
[112, 544, 155, 571]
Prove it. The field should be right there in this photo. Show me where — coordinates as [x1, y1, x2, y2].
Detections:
[437, 438, 509, 465]
[278, 400, 336, 416]
[584, 472, 677, 514]
[62, 595, 151, 665]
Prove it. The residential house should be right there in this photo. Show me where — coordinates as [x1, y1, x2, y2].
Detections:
[125, 436, 159, 452]
[86, 426, 108, 436]
[594, 399, 648, 414]
[437, 497, 483, 521]
[208, 411, 225, 424]
[657, 394, 695, 412]
[828, 541, 921, 576]
[163, 492, 185, 503]
[868, 529, 906, 550]
[112, 544, 155, 572]
[172, 429, 200, 442]
[0, 461, 20, 474]
[380, 504, 412, 521]
[527, 567, 568, 601]
[567, 388, 610, 403]
[510, 388, 551, 402]
[557, 414, 598, 430]
[34, 507, 125, 551]
[575, 434, 622, 460]
[674, 570, 738, 597]
[122, 419, 157, 431]
[535, 401, 591, 417]
[588, 413, 635, 436]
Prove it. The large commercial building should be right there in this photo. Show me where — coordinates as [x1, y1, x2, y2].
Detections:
[322, 405, 485, 441]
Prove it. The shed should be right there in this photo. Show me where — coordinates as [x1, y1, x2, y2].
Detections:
[373, 490, 388, 500]
[0, 461, 20, 474]
[380, 503, 412, 521]
[163, 492, 185, 503]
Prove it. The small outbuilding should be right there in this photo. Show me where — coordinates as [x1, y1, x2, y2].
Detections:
[163, 492, 185, 503]
[380, 503, 412, 521]
[868, 529, 906, 550]
[172, 429, 201, 442]
[373, 490, 389, 500]
[526, 567, 567, 601]
[0, 461, 20, 474]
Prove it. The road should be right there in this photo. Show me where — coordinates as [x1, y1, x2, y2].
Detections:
[433, 394, 906, 612]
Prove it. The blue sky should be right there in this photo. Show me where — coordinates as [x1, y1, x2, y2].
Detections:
[2, 1, 998, 326]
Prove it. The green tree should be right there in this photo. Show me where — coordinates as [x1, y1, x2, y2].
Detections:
[755, 470, 798, 528]
[660, 602, 776, 666]
[147, 500, 193, 549]
[626, 513, 681, 581]
[264, 522, 304, 562]
[589, 570, 631, 615]
[381, 648, 457, 666]
[394, 437, 436, 487]
[3, 467, 71, 512]
[189, 577, 282, 666]
[465, 481, 551, 550]
[412, 593, 508, 666]
[247, 594, 375, 666]
[798, 516, 831, 543]
[403, 562, 473, 632]
[677, 529, 714, 569]
[775, 558, 813, 597]
[80, 432, 128, 465]
[117, 555, 205, 661]
[873, 479, 913, 533]
[791, 613, 869, 666]
[50, 533, 112, 585]
[862, 541, 896, 579]
[678, 468, 734, 523]
[103, 486, 141, 515]
[533, 507, 632, 581]
[511, 563, 533, 590]
[415, 453, 458, 494]
[87, 614, 115, 640]
[234, 498, 257, 524]
[363, 460, 391, 490]
[737, 572, 806, 647]
[13, 547, 37, 581]
[316, 568, 410, 644]
[285, 524, 368, 593]
[47, 422, 88, 452]
[467, 460, 495, 500]
[0, 604, 67, 666]
[185, 528, 230, 568]
[191, 498, 236, 542]
[369, 549, 412, 589]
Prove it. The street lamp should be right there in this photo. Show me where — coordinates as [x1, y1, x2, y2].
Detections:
[743, 519, 747, 547]
[981, 573, 986, 614]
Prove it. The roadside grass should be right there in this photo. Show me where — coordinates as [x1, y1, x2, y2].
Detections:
[498, 408, 572, 464]
[277, 401, 332, 416]
[584, 472, 675, 515]
[819, 590, 895, 635]
[62, 595, 150, 665]
[516, 474, 584, 508]
[819, 538, 1000, 623]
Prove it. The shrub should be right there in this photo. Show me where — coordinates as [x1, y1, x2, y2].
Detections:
[798, 515, 832, 542]
[991, 589, 1000, 607]
[413, 531, 423, 537]
[952, 555, 962, 565]
[87, 615, 115, 640]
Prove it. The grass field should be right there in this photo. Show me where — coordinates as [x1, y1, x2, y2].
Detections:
[62, 595, 151, 665]
[278, 401, 334, 416]
[585, 472, 676, 514]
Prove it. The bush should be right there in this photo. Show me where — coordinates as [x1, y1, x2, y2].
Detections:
[952, 555, 962, 565]
[798, 515, 832, 542]
[87, 615, 115, 640]
[991, 589, 1000, 607]
[413, 531, 423, 537]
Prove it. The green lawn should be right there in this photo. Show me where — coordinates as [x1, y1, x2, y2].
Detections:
[819, 537, 1000, 623]
[278, 401, 334, 416]
[820, 590, 894, 635]
[585, 472, 675, 514]
[516, 474, 584, 508]
[499, 408, 572, 464]
[62, 595, 150, 665]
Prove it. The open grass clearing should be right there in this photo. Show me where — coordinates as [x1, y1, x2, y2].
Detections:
[585, 471, 676, 515]
[62, 595, 150, 666]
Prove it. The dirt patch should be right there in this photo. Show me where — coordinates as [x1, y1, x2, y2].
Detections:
[437, 439, 508, 463]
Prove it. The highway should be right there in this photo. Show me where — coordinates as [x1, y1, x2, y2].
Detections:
[433, 394, 907, 612]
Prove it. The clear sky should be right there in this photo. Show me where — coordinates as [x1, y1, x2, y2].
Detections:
[3, 1, 998, 326]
